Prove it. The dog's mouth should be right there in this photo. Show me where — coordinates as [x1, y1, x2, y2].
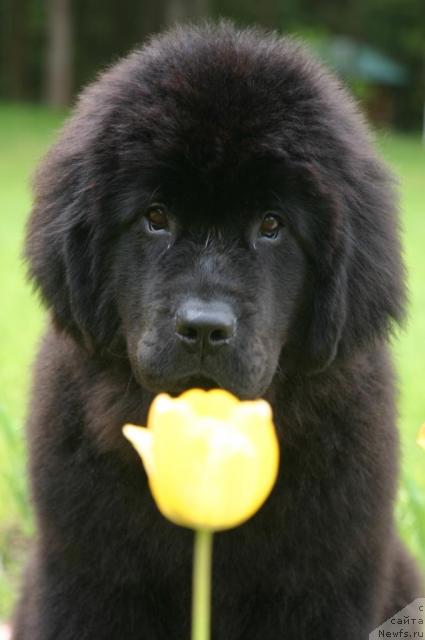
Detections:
[167, 375, 222, 396]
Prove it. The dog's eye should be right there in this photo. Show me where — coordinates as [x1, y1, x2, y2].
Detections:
[259, 214, 282, 239]
[146, 206, 169, 232]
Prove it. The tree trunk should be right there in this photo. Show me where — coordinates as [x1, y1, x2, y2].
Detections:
[46, 0, 73, 107]
[4, 0, 30, 100]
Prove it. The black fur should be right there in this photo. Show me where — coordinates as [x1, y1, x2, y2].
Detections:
[14, 22, 422, 640]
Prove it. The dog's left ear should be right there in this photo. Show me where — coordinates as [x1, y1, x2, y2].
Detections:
[302, 238, 349, 373]
[294, 157, 406, 373]
[341, 157, 406, 353]
[290, 167, 350, 372]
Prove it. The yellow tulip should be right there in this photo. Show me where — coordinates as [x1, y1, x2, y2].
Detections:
[418, 424, 425, 450]
[123, 388, 279, 530]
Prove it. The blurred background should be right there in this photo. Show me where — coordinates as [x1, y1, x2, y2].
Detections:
[0, 0, 424, 623]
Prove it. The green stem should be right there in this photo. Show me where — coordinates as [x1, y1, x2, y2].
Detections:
[191, 529, 214, 640]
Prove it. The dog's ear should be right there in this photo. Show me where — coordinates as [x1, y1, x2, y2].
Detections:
[287, 164, 350, 373]
[25, 130, 120, 351]
[341, 158, 406, 353]
[302, 238, 349, 373]
[292, 157, 405, 373]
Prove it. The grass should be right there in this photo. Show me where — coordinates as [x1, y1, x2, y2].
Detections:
[0, 104, 424, 619]
[376, 133, 425, 563]
[0, 104, 65, 616]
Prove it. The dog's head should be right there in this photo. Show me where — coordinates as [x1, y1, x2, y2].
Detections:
[26, 23, 405, 398]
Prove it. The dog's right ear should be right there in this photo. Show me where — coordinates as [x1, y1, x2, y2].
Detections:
[25, 128, 120, 351]
[26, 145, 80, 342]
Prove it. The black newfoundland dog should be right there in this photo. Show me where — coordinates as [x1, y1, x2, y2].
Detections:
[14, 22, 422, 640]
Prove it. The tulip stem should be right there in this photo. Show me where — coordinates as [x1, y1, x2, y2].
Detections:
[192, 529, 213, 640]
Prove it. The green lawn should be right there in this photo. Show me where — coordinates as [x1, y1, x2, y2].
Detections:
[0, 104, 424, 619]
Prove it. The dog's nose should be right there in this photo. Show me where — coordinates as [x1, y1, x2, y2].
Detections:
[175, 300, 236, 351]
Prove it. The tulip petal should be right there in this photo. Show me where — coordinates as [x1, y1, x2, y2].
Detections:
[178, 388, 240, 419]
[123, 425, 154, 475]
[148, 393, 194, 435]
